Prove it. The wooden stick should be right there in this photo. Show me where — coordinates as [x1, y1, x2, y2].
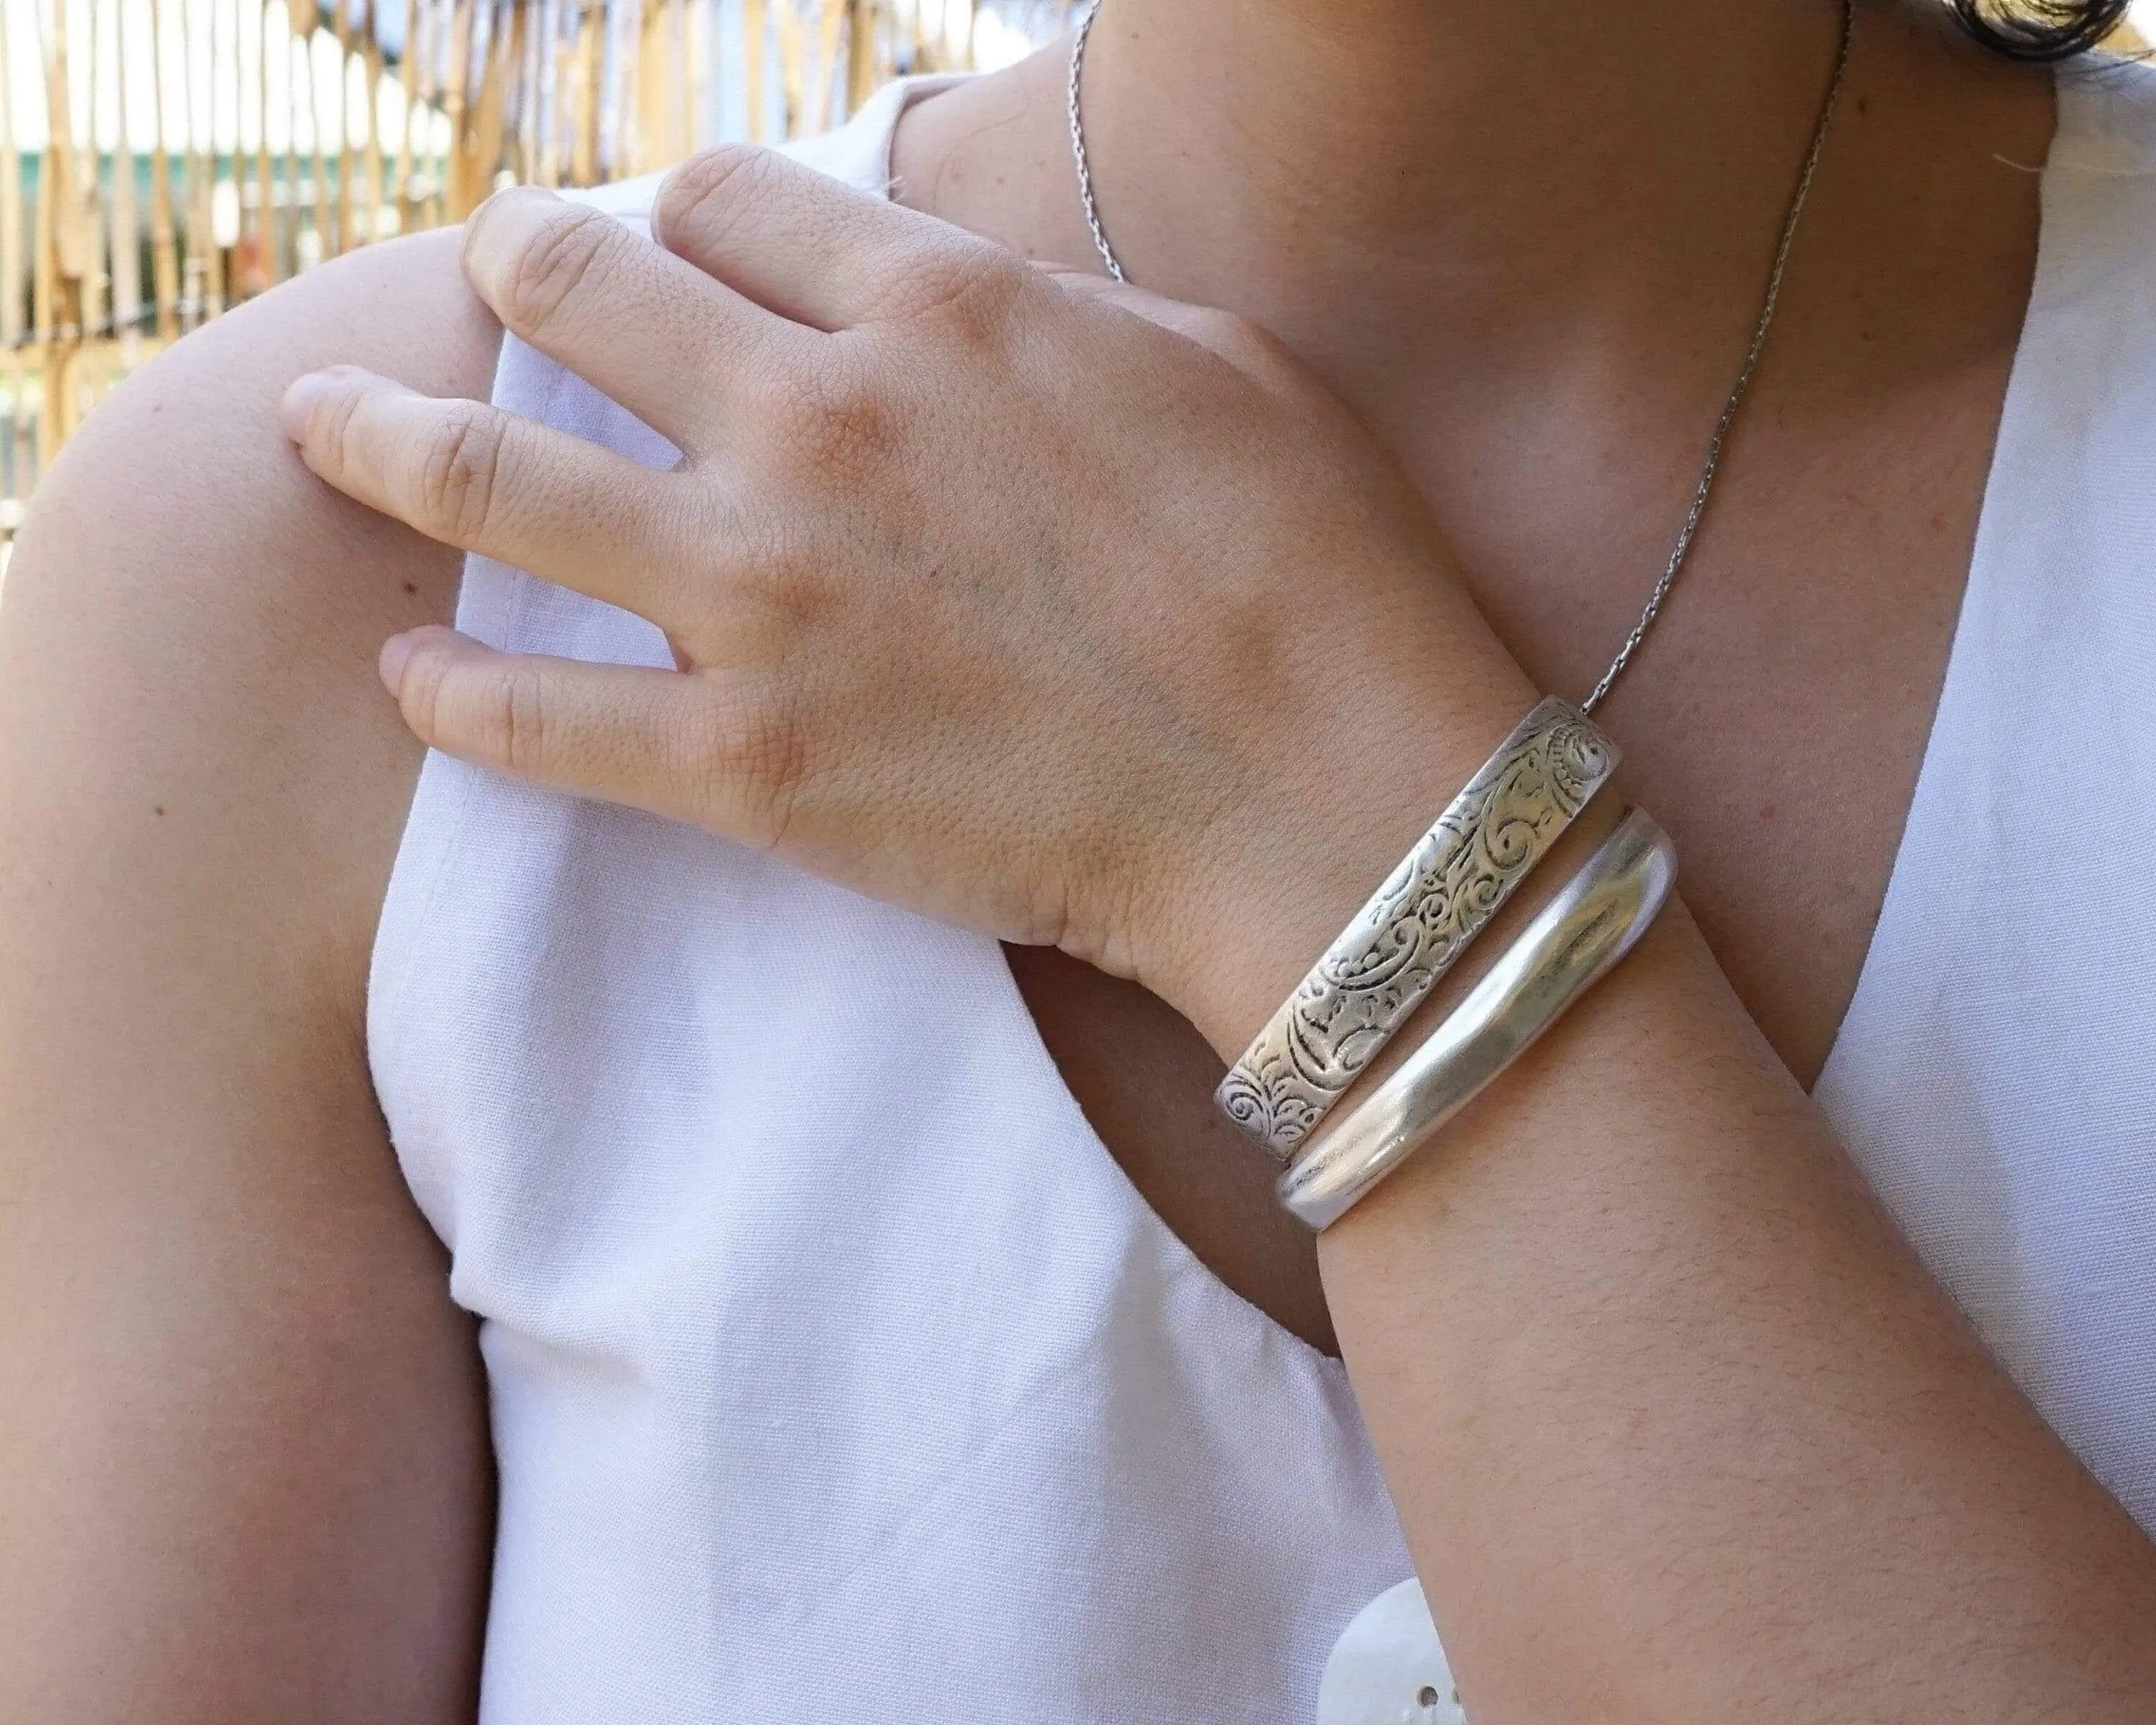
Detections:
[393, 0, 421, 223]
[633, 0, 668, 174]
[742, 0, 764, 144]
[673, 0, 690, 160]
[545, 1, 571, 186]
[632, 0, 660, 174]
[301, 0, 336, 259]
[30, 130, 52, 474]
[510, 0, 537, 184]
[423, 0, 448, 225]
[686, 0, 711, 157]
[110, 0, 143, 351]
[0, 5, 22, 506]
[438, 0, 470, 214]
[690, 0, 714, 157]
[808, 0, 843, 136]
[523, 0, 544, 181]
[173, 0, 200, 318]
[170, 0, 196, 314]
[147, 0, 180, 336]
[283, 16, 305, 270]
[603, 0, 634, 177]
[468, 0, 510, 200]
[77, 0, 109, 346]
[568, 0, 597, 185]
[335, 0, 358, 251]
[775, 0, 803, 139]
[499, 0, 529, 185]
[254, 0, 277, 289]
[5, 347, 24, 503]
[843, 0, 877, 121]
[0, 0, 26, 356]
[200, 0, 224, 312]
[37, 0, 86, 453]
[361, 0, 384, 242]
[535, 0, 561, 184]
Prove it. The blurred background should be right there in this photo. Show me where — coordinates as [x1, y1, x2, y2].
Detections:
[0, 0, 1074, 549]
[0, 0, 2143, 553]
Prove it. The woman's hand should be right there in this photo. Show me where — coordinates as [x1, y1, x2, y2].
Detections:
[280, 147, 1537, 1052]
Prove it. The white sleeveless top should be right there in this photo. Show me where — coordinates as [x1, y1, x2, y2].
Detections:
[371, 65, 2156, 1723]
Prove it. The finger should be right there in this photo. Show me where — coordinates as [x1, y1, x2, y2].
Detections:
[652, 144, 1016, 332]
[282, 365, 697, 622]
[382, 626, 801, 844]
[1045, 266, 1283, 372]
[460, 185, 820, 445]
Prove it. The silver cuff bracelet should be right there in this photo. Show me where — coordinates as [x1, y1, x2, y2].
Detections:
[1276, 806, 1677, 1230]
[1215, 697, 1618, 1162]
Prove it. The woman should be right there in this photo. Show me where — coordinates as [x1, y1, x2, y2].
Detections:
[6, 0, 2156, 1717]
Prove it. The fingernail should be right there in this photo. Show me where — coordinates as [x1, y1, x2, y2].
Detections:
[279, 369, 337, 441]
[379, 631, 418, 697]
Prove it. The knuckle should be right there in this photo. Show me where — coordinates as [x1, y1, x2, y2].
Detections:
[744, 546, 837, 638]
[497, 203, 619, 335]
[309, 379, 371, 477]
[704, 509, 837, 647]
[393, 640, 461, 750]
[696, 674, 812, 848]
[497, 665, 550, 778]
[413, 405, 505, 542]
[410, 654, 549, 778]
[655, 142, 786, 247]
[890, 246, 1031, 343]
[778, 356, 900, 475]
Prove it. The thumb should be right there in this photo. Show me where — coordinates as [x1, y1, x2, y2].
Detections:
[380, 625, 721, 829]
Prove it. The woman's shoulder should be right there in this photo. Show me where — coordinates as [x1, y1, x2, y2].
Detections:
[4, 222, 497, 1026]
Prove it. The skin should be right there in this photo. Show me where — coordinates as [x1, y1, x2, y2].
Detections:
[0, 231, 494, 1720]
[4, 1, 2155, 1721]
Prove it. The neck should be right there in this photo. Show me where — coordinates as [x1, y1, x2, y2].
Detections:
[1077, 0, 1846, 344]
[896, 1, 2035, 408]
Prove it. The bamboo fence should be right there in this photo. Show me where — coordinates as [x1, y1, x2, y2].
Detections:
[0, 0, 1067, 535]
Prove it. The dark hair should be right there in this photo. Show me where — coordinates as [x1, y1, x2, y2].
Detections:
[1949, 0, 2131, 60]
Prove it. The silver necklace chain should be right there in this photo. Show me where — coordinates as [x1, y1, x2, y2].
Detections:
[1066, 0, 1856, 714]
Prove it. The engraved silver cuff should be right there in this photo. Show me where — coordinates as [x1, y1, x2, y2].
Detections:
[1276, 806, 1677, 1230]
[1215, 696, 1618, 1162]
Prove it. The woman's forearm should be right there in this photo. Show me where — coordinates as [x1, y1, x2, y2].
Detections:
[1315, 901, 2156, 1721]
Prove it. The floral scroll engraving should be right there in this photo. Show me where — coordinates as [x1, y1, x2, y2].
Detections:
[1215, 698, 1618, 1160]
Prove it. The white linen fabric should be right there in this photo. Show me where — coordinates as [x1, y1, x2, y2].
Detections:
[1812, 58, 2156, 1532]
[370, 63, 2156, 1724]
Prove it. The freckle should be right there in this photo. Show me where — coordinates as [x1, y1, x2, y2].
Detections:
[1759, 803, 1778, 822]
[153, 805, 165, 816]
[402, 581, 418, 596]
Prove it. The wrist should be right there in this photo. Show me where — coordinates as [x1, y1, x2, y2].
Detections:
[1141, 648, 1550, 1064]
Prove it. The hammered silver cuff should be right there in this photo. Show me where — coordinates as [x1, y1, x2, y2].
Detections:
[1215, 697, 1618, 1161]
[1278, 806, 1678, 1230]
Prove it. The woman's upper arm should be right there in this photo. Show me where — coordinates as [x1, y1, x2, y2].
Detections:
[0, 229, 501, 1722]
